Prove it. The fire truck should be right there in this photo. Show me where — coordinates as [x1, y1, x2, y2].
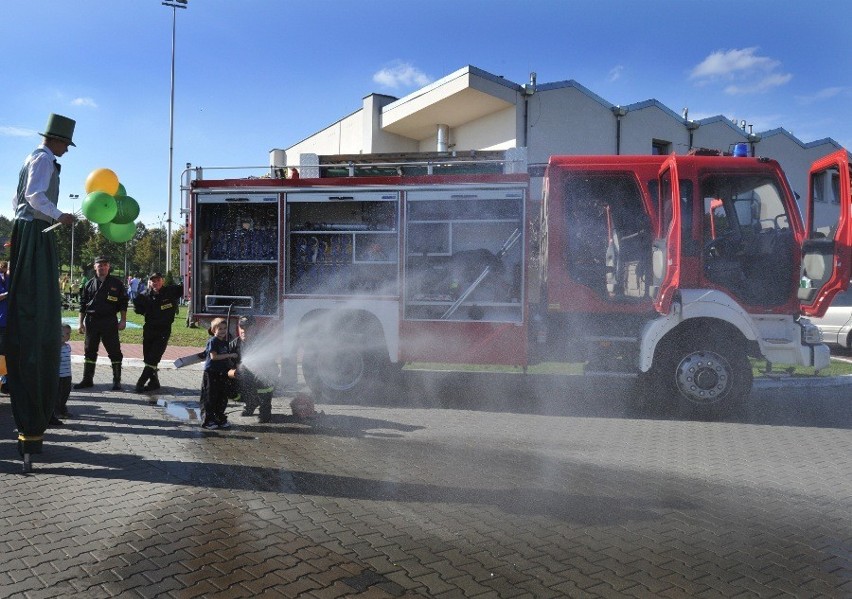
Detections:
[183, 146, 851, 418]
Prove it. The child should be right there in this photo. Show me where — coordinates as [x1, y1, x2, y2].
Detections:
[55, 324, 73, 421]
[227, 315, 274, 423]
[201, 317, 237, 430]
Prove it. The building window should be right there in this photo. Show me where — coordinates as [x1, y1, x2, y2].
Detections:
[651, 139, 671, 155]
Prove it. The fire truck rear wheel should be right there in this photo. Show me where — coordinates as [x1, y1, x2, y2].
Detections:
[652, 333, 752, 420]
[302, 342, 383, 403]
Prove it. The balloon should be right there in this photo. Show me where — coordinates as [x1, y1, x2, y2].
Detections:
[81, 191, 118, 224]
[116, 183, 126, 197]
[85, 168, 120, 195]
[100, 221, 136, 243]
[112, 195, 140, 224]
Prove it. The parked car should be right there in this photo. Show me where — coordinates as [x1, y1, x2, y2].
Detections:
[811, 287, 852, 350]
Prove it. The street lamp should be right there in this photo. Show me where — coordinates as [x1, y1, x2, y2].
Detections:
[156, 212, 167, 272]
[162, 0, 187, 276]
[68, 193, 79, 285]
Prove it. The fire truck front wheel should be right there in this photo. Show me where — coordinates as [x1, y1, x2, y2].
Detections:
[651, 332, 752, 420]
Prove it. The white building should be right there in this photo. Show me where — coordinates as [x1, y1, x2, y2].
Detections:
[272, 65, 845, 224]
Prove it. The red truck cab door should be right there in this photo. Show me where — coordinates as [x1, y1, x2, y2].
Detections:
[652, 156, 682, 314]
[799, 149, 852, 317]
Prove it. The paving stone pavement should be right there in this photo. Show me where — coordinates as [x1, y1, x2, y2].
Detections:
[0, 356, 851, 598]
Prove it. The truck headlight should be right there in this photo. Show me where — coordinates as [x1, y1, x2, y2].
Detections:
[799, 318, 823, 345]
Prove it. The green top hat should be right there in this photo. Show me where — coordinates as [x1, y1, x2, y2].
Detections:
[39, 113, 76, 147]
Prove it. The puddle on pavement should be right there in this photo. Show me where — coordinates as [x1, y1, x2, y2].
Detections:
[158, 399, 200, 422]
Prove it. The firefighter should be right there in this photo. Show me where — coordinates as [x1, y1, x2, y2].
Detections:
[133, 272, 183, 394]
[75, 256, 128, 390]
[227, 315, 274, 423]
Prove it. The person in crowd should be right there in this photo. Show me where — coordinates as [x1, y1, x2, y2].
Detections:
[54, 324, 73, 422]
[7, 113, 77, 462]
[0, 261, 9, 394]
[75, 256, 128, 391]
[227, 315, 274, 423]
[128, 274, 140, 301]
[201, 317, 237, 430]
[60, 273, 71, 306]
[133, 272, 183, 394]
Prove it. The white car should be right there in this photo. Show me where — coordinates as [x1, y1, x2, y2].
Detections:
[811, 287, 852, 350]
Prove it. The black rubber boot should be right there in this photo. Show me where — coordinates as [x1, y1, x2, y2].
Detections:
[241, 391, 257, 416]
[144, 370, 161, 392]
[74, 362, 96, 389]
[111, 362, 122, 391]
[135, 366, 153, 393]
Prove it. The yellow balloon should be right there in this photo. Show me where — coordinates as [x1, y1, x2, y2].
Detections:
[85, 168, 120, 195]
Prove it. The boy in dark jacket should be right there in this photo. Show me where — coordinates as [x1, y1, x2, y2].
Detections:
[201, 317, 237, 429]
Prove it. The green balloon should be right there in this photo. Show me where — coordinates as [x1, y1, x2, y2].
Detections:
[82, 191, 117, 224]
[100, 221, 136, 243]
[112, 195, 140, 224]
[116, 183, 126, 197]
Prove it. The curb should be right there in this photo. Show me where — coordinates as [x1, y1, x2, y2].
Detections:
[71, 355, 204, 371]
[753, 374, 852, 389]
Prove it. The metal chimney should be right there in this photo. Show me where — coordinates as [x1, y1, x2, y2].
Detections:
[437, 124, 449, 152]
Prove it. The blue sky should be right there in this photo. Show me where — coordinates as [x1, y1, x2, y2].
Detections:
[2, 0, 849, 227]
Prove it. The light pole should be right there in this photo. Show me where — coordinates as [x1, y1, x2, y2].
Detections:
[162, 0, 187, 276]
[68, 193, 79, 284]
[157, 212, 166, 272]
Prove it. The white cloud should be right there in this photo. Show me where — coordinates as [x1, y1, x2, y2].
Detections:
[0, 126, 35, 137]
[690, 47, 777, 79]
[795, 86, 846, 104]
[607, 65, 624, 83]
[725, 73, 793, 95]
[689, 47, 792, 95]
[71, 97, 98, 108]
[372, 61, 432, 90]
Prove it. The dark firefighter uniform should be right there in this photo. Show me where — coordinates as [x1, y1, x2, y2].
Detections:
[75, 259, 128, 390]
[132, 273, 183, 393]
[228, 316, 274, 423]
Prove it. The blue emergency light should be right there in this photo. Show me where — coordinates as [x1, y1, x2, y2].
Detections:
[733, 143, 749, 157]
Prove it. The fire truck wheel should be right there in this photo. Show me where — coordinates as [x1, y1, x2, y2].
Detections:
[652, 333, 752, 420]
[302, 342, 383, 403]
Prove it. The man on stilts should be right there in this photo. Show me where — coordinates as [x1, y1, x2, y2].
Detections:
[7, 113, 77, 471]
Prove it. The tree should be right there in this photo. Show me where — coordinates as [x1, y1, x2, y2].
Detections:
[55, 219, 95, 278]
[0, 215, 11, 261]
[80, 221, 144, 278]
[170, 225, 185, 276]
[133, 225, 159, 274]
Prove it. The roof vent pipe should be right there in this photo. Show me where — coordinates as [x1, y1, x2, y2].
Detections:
[437, 124, 449, 152]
